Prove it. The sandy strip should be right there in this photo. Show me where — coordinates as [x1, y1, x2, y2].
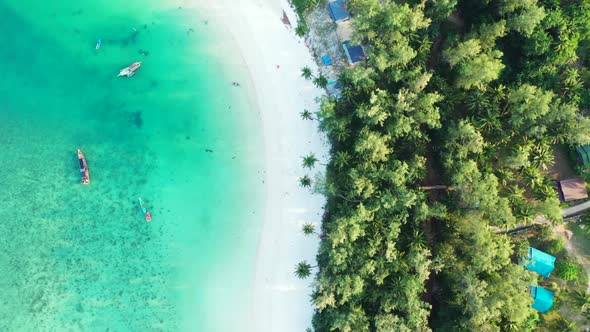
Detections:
[186, 0, 327, 330]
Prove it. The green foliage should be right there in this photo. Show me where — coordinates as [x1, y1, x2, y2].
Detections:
[426, 0, 457, 22]
[455, 51, 505, 89]
[308, 0, 590, 330]
[292, 0, 316, 17]
[443, 37, 505, 89]
[295, 21, 309, 37]
[536, 224, 553, 241]
[555, 261, 579, 281]
[506, 5, 546, 36]
[554, 316, 578, 332]
[475, 21, 507, 50]
[513, 238, 530, 259]
[433, 214, 535, 330]
[443, 39, 482, 68]
[544, 238, 565, 256]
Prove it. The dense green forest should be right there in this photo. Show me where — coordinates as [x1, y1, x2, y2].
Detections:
[304, 0, 590, 330]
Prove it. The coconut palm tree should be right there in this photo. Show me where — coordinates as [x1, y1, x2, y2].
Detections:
[333, 151, 351, 170]
[294, 261, 314, 279]
[300, 109, 315, 120]
[466, 90, 491, 112]
[530, 142, 555, 170]
[514, 204, 535, 224]
[555, 316, 577, 332]
[301, 66, 313, 79]
[299, 175, 312, 188]
[333, 124, 351, 142]
[522, 167, 544, 189]
[501, 320, 520, 332]
[408, 229, 426, 248]
[302, 223, 317, 236]
[313, 74, 328, 89]
[572, 290, 590, 312]
[302, 153, 318, 169]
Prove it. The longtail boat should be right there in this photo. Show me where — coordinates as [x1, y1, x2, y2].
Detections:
[118, 61, 141, 77]
[138, 197, 152, 222]
[96, 38, 102, 50]
[77, 148, 90, 184]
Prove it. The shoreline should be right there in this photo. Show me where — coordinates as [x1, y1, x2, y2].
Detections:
[186, 0, 328, 330]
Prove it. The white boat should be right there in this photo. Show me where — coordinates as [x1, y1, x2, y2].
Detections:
[118, 62, 141, 77]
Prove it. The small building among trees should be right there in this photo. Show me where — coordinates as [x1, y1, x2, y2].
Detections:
[327, 0, 350, 23]
[576, 145, 590, 169]
[558, 178, 588, 202]
[530, 286, 554, 313]
[342, 41, 366, 65]
[523, 247, 556, 277]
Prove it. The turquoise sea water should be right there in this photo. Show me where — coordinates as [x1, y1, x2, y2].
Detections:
[0, 1, 264, 330]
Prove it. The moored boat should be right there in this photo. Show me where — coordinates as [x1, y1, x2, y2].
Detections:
[138, 197, 152, 222]
[118, 61, 141, 77]
[77, 148, 90, 184]
[96, 38, 102, 50]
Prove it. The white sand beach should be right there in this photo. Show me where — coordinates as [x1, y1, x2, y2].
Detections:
[186, 0, 328, 330]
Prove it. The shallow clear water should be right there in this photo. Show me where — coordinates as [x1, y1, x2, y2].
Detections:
[0, 1, 264, 330]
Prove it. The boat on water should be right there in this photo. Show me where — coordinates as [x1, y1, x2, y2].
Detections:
[77, 149, 90, 184]
[118, 62, 141, 77]
[138, 197, 152, 222]
[95, 38, 102, 50]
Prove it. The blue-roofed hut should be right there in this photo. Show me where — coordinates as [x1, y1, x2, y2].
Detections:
[327, 0, 350, 23]
[524, 247, 556, 277]
[577, 145, 590, 168]
[530, 286, 554, 313]
[343, 41, 366, 65]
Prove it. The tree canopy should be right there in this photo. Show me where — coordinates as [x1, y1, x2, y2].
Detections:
[307, 0, 590, 330]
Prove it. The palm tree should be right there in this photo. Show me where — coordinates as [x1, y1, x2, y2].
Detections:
[466, 90, 491, 112]
[514, 204, 535, 224]
[294, 261, 313, 279]
[301, 66, 313, 79]
[506, 185, 525, 205]
[572, 290, 590, 312]
[299, 175, 312, 188]
[472, 109, 500, 134]
[313, 74, 328, 89]
[408, 229, 426, 248]
[333, 151, 351, 169]
[530, 143, 555, 170]
[333, 124, 350, 142]
[555, 316, 577, 332]
[302, 223, 317, 236]
[534, 183, 557, 200]
[302, 153, 318, 169]
[522, 167, 543, 189]
[300, 109, 315, 120]
[501, 321, 519, 332]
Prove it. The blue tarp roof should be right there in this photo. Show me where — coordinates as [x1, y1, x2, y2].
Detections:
[343, 41, 366, 64]
[530, 286, 554, 313]
[327, 0, 350, 22]
[524, 247, 556, 277]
